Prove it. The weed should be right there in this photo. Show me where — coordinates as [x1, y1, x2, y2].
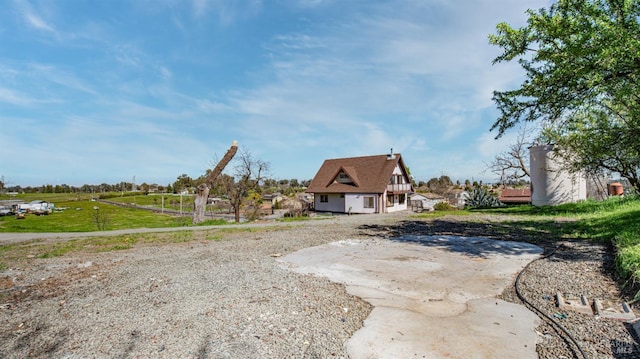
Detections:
[196, 219, 230, 226]
[205, 234, 223, 241]
[171, 232, 194, 243]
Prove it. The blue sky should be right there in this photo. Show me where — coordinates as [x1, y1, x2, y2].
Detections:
[0, 0, 550, 187]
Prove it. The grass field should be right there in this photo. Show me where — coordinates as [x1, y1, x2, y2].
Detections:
[0, 192, 205, 232]
[105, 192, 197, 212]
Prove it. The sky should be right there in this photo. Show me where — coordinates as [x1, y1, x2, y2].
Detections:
[0, 0, 551, 188]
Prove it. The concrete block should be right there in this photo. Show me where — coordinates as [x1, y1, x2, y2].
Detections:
[556, 292, 593, 315]
[594, 299, 635, 321]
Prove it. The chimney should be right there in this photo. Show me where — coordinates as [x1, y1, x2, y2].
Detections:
[387, 148, 395, 160]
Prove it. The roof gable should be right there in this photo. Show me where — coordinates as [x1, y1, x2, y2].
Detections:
[307, 153, 411, 194]
[327, 166, 360, 187]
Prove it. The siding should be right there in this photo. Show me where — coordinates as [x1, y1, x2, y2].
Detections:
[314, 193, 345, 213]
[345, 193, 378, 214]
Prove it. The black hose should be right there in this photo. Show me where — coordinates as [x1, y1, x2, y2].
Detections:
[514, 245, 589, 359]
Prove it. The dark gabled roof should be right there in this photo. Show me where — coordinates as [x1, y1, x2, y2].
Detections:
[306, 153, 409, 194]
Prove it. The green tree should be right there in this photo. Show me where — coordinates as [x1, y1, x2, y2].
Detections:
[426, 175, 453, 194]
[173, 174, 194, 193]
[489, 0, 640, 192]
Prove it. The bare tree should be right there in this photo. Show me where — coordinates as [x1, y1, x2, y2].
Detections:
[224, 148, 270, 223]
[486, 125, 535, 185]
[193, 141, 238, 224]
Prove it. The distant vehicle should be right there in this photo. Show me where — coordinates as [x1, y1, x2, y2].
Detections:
[0, 206, 13, 216]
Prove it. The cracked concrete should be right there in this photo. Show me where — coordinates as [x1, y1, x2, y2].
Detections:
[281, 235, 543, 359]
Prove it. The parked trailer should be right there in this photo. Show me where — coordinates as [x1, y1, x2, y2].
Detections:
[18, 200, 55, 215]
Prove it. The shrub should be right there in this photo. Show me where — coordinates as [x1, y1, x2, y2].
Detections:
[433, 201, 454, 211]
[466, 187, 502, 209]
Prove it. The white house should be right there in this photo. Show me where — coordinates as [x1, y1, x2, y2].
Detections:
[306, 152, 413, 214]
[409, 192, 446, 211]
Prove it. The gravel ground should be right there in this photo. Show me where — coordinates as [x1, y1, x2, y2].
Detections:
[0, 215, 382, 359]
[1, 212, 638, 358]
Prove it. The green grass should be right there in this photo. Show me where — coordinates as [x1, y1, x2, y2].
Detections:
[0, 200, 193, 232]
[412, 208, 472, 219]
[107, 193, 197, 212]
[196, 218, 232, 226]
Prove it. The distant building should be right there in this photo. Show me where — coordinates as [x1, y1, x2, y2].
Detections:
[306, 152, 413, 214]
[530, 145, 587, 206]
[499, 188, 531, 205]
[409, 192, 446, 211]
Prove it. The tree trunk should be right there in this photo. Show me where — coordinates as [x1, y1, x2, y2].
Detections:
[192, 184, 210, 224]
[192, 141, 238, 224]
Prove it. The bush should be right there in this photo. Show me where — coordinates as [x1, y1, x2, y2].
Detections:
[466, 187, 502, 209]
[433, 201, 454, 211]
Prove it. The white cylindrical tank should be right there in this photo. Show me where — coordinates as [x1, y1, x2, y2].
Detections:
[529, 145, 587, 206]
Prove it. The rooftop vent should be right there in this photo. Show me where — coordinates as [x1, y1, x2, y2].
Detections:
[387, 148, 395, 160]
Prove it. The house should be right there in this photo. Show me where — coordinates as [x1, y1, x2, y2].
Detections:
[262, 193, 284, 208]
[409, 192, 446, 211]
[444, 189, 469, 209]
[306, 152, 413, 214]
[500, 188, 531, 204]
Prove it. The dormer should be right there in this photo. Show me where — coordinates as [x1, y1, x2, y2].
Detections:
[327, 166, 359, 187]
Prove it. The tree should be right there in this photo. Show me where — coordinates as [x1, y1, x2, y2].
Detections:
[426, 175, 453, 194]
[224, 148, 270, 223]
[489, 0, 640, 193]
[192, 142, 238, 224]
[486, 125, 534, 184]
[173, 174, 194, 194]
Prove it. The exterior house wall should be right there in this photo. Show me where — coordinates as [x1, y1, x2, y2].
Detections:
[409, 194, 446, 210]
[345, 193, 379, 214]
[385, 192, 408, 213]
[314, 193, 345, 213]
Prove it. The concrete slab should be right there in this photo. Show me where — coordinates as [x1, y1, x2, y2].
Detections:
[594, 298, 636, 321]
[556, 292, 594, 315]
[280, 235, 543, 359]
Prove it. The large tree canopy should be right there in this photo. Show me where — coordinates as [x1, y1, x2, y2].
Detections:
[489, 0, 640, 192]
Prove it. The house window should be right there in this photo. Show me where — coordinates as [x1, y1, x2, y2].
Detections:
[320, 195, 328, 203]
[399, 194, 406, 204]
[337, 172, 354, 185]
[364, 196, 374, 208]
[387, 194, 394, 206]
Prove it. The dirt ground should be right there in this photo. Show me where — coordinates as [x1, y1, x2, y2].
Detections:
[1, 212, 638, 358]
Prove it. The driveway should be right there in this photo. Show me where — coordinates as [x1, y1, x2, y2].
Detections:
[280, 234, 543, 358]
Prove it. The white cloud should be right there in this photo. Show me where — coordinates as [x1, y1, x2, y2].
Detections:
[192, 0, 263, 25]
[13, 0, 58, 35]
[0, 87, 39, 106]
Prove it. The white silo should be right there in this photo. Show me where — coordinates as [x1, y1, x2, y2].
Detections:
[529, 145, 587, 206]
